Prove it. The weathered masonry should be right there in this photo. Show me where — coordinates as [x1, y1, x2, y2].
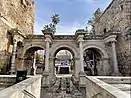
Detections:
[0, 0, 34, 74]
[0, 0, 130, 78]
[93, 0, 131, 75]
[7, 29, 122, 85]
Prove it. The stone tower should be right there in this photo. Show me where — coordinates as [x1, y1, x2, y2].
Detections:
[0, 0, 35, 73]
[93, 0, 131, 76]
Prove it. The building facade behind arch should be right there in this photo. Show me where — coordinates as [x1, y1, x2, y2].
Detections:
[0, 0, 35, 74]
[93, 0, 131, 75]
[0, 0, 130, 76]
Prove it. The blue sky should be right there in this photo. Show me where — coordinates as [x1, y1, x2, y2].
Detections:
[34, 0, 112, 35]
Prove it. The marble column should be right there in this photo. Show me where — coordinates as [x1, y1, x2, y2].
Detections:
[102, 58, 110, 75]
[33, 51, 37, 75]
[49, 57, 56, 85]
[10, 39, 17, 74]
[74, 58, 80, 80]
[45, 40, 50, 72]
[42, 41, 50, 87]
[111, 41, 120, 75]
[79, 41, 84, 73]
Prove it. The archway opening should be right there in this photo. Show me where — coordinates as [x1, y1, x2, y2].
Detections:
[23, 47, 45, 75]
[83, 48, 102, 76]
[54, 48, 74, 75]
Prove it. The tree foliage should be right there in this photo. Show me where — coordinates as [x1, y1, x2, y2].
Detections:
[85, 13, 95, 34]
[51, 14, 60, 25]
[43, 14, 60, 34]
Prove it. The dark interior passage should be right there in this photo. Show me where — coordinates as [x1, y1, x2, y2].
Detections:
[83, 48, 102, 76]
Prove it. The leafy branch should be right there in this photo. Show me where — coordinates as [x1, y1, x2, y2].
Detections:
[43, 14, 60, 34]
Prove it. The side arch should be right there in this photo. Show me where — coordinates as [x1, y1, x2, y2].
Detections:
[20, 44, 45, 58]
[83, 44, 110, 75]
[83, 45, 109, 59]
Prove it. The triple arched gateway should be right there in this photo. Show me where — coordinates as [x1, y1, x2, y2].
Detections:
[8, 29, 120, 84]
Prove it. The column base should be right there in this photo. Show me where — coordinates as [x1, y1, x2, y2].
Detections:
[111, 72, 122, 76]
[42, 71, 49, 75]
[72, 75, 79, 85]
[42, 71, 50, 87]
[79, 71, 86, 76]
[9, 70, 16, 75]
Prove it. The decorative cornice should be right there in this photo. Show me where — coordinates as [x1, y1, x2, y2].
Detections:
[75, 29, 86, 38]
[8, 28, 26, 38]
[104, 35, 117, 43]
[54, 35, 75, 40]
[42, 30, 54, 38]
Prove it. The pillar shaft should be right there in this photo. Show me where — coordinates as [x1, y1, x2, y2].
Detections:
[33, 51, 37, 75]
[11, 41, 17, 74]
[33, 51, 36, 68]
[79, 41, 84, 72]
[111, 41, 119, 73]
[45, 41, 49, 72]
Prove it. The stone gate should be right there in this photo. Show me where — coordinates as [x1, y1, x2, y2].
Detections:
[8, 28, 121, 85]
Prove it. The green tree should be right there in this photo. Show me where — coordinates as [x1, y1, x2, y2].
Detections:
[85, 13, 95, 34]
[43, 14, 60, 34]
[51, 14, 60, 25]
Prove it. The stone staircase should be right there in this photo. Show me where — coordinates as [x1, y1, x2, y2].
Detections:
[41, 77, 85, 98]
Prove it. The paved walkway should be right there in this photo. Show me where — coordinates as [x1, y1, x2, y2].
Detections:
[41, 75, 85, 98]
[111, 84, 131, 94]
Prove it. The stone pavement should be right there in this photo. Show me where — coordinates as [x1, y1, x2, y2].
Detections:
[111, 84, 131, 94]
[41, 75, 85, 98]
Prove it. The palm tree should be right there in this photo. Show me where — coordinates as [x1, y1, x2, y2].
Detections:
[51, 14, 60, 33]
[51, 14, 60, 25]
[43, 14, 60, 34]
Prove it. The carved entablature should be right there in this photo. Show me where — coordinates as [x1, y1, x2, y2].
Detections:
[103, 29, 120, 38]
[84, 34, 104, 40]
[54, 35, 75, 40]
[26, 35, 45, 39]
[84, 30, 120, 40]
[8, 28, 26, 43]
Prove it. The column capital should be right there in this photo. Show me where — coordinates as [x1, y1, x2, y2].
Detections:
[75, 29, 86, 37]
[76, 35, 84, 44]
[75, 29, 85, 43]
[104, 35, 117, 43]
[44, 33, 53, 43]
[13, 34, 24, 44]
[45, 37, 52, 43]
[109, 40, 117, 45]
[78, 38, 84, 43]
[8, 28, 26, 38]
[13, 38, 18, 44]
[43, 30, 54, 40]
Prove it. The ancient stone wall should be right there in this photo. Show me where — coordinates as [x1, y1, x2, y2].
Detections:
[0, 0, 35, 73]
[94, 0, 131, 75]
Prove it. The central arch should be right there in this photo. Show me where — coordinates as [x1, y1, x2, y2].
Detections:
[50, 44, 79, 58]
[53, 47, 75, 76]
[55, 49, 73, 74]
[49, 44, 79, 78]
